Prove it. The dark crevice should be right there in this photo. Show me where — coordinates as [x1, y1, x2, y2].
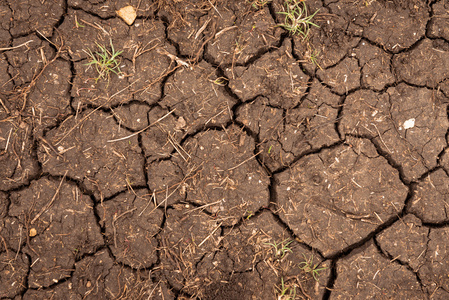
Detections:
[322, 258, 337, 300]
[266, 1, 278, 23]
[73, 245, 110, 264]
[268, 176, 277, 208]
[174, 290, 195, 300]
[98, 185, 149, 203]
[272, 140, 344, 175]
[325, 213, 400, 261]
[402, 183, 418, 215]
[290, 36, 316, 78]
[352, 134, 411, 185]
[393, 78, 445, 90]
[18, 252, 32, 297]
[373, 236, 426, 292]
[67, 59, 77, 115]
[53, 0, 68, 31]
[422, 220, 449, 228]
[214, 66, 243, 119]
[205, 32, 288, 70]
[366, 30, 428, 56]
[316, 52, 350, 72]
[159, 15, 182, 58]
[312, 73, 351, 98]
[175, 124, 227, 149]
[158, 68, 180, 105]
[25, 245, 110, 293]
[238, 32, 288, 67]
[138, 134, 150, 192]
[334, 94, 346, 140]
[269, 209, 325, 258]
[67, 6, 117, 21]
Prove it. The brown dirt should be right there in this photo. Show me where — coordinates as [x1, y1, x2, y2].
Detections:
[1, 0, 449, 299]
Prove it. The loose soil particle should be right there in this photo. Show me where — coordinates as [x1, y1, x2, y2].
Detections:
[68, 0, 155, 19]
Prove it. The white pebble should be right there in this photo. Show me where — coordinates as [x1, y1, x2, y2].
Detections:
[403, 118, 415, 129]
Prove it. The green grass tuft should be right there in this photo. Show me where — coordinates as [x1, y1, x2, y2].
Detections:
[277, 0, 320, 40]
[84, 39, 123, 83]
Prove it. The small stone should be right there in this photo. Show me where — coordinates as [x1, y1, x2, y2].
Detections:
[403, 118, 415, 129]
[29, 228, 37, 237]
[116, 6, 136, 26]
[175, 116, 186, 131]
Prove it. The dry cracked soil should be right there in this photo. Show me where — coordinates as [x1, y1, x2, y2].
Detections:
[1, 0, 449, 299]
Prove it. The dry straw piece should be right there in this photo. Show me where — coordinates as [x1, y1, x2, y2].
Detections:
[116, 5, 137, 26]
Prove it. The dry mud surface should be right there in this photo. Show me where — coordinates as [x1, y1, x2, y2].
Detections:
[1, 0, 449, 299]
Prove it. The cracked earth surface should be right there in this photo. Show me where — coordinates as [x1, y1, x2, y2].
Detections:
[1, 0, 449, 299]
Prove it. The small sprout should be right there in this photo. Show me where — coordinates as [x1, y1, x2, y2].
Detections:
[277, 0, 320, 40]
[234, 37, 247, 54]
[298, 253, 327, 281]
[276, 277, 296, 300]
[268, 145, 273, 154]
[84, 39, 123, 83]
[211, 77, 229, 86]
[249, 0, 272, 10]
[75, 15, 85, 28]
[307, 48, 322, 70]
[266, 239, 293, 258]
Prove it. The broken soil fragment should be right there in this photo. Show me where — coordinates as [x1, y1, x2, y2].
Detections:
[332, 240, 425, 299]
[182, 125, 270, 225]
[275, 137, 408, 257]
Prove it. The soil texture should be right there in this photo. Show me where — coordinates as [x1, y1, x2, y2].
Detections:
[1, 0, 449, 299]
